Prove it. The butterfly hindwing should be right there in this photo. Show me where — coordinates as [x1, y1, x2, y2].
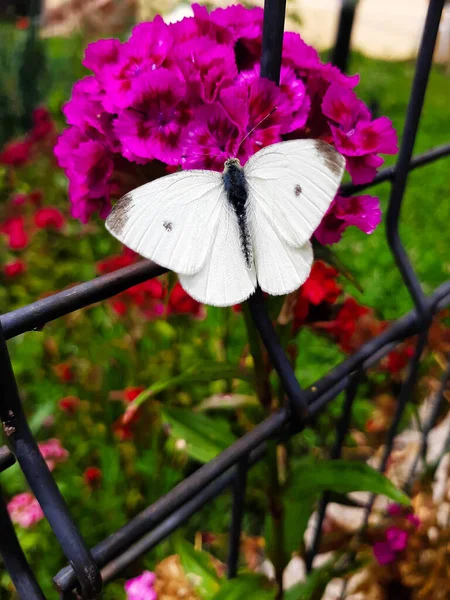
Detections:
[244, 139, 345, 248]
[179, 201, 257, 307]
[106, 170, 225, 275]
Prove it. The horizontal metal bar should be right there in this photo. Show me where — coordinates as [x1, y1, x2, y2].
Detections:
[100, 447, 262, 585]
[55, 278, 450, 592]
[1, 261, 166, 340]
[340, 142, 450, 197]
[54, 411, 288, 591]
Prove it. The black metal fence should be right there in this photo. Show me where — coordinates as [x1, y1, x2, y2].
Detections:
[1, 0, 450, 598]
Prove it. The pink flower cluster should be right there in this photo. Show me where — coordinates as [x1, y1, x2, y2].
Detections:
[55, 4, 397, 245]
[38, 438, 69, 471]
[7, 493, 44, 528]
[124, 571, 157, 600]
[373, 504, 421, 565]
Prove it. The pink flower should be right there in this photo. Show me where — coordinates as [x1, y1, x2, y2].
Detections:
[38, 439, 69, 471]
[315, 195, 381, 245]
[0, 139, 32, 167]
[8, 493, 44, 528]
[114, 69, 191, 164]
[11, 193, 28, 206]
[373, 526, 409, 565]
[124, 571, 157, 600]
[34, 207, 65, 230]
[373, 541, 396, 565]
[3, 259, 26, 277]
[56, 3, 396, 229]
[385, 526, 409, 552]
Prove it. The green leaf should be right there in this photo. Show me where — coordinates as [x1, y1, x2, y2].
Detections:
[130, 362, 249, 410]
[162, 407, 236, 463]
[211, 574, 277, 600]
[313, 242, 363, 293]
[290, 457, 410, 506]
[175, 539, 220, 600]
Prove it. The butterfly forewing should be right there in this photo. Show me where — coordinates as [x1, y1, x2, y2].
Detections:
[244, 139, 345, 249]
[106, 170, 225, 275]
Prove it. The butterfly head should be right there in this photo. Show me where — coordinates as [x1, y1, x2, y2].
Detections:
[224, 157, 241, 171]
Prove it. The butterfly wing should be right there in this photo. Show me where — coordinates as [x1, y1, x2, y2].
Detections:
[244, 139, 345, 248]
[106, 170, 225, 275]
[179, 200, 257, 307]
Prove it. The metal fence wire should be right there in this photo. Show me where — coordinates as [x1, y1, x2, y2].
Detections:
[1, 0, 450, 597]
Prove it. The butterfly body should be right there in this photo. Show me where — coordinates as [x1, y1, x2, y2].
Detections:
[106, 140, 345, 307]
[222, 158, 252, 268]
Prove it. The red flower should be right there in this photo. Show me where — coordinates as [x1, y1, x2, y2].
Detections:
[168, 282, 203, 317]
[123, 386, 145, 403]
[1, 217, 29, 250]
[384, 345, 415, 374]
[0, 140, 32, 167]
[111, 299, 127, 316]
[3, 260, 26, 277]
[53, 362, 73, 382]
[31, 107, 54, 142]
[83, 466, 102, 487]
[59, 396, 80, 414]
[97, 252, 135, 274]
[29, 190, 43, 206]
[301, 262, 341, 305]
[127, 280, 165, 306]
[34, 207, 65, 230]
[326, 298, 371, 352]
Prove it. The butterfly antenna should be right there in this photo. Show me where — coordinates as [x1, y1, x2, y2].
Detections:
[236, 106, 277, 155]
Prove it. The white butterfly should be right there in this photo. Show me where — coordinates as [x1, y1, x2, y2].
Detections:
[105, 139, 345, 307]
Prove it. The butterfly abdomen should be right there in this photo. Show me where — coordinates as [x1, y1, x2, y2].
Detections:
[223, 160, 252, 268]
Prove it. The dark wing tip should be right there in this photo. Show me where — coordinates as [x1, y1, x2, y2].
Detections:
[105, 193, 134, 238]
[312, 140, 345, 179]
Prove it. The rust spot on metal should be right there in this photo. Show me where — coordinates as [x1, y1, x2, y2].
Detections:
[313, 140, 344, 177]
[106, 194, 134, 237]
[3, 423, 16, 436]
[294, 184, 302, 197]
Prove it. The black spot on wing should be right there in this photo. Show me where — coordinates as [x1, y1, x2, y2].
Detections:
[294, 184, 302, 196]
[106, 194, 134, 237]
[312, 140, 345, 178]
[163, 221, 173, 232]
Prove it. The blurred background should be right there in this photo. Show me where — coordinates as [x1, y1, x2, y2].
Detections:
[1, 1, 450, 599]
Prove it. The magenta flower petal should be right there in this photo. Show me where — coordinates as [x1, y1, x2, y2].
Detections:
[114, 69, 190, 164]
[373, 541, 396, 565]
[314, 194, 381, 245]
[346, 153, 384, 184]
[386, 527, 409, 552]
[124, 571, 157, 600]
[322, 83, 370, 130]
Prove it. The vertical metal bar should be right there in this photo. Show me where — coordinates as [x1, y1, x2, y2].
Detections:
[247, 289, 308, 420]
[405, 356, 450, 489]
[330, 0, 360, 72]
[260, 0, 287, 84]
[361, 330, 428, 527]
[305, 372, 360, 571]
[386, 0, 445, 315]
[0, 327, 102, 599]
[227, 456, 248, 579]
[0, 488, 46, 600]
